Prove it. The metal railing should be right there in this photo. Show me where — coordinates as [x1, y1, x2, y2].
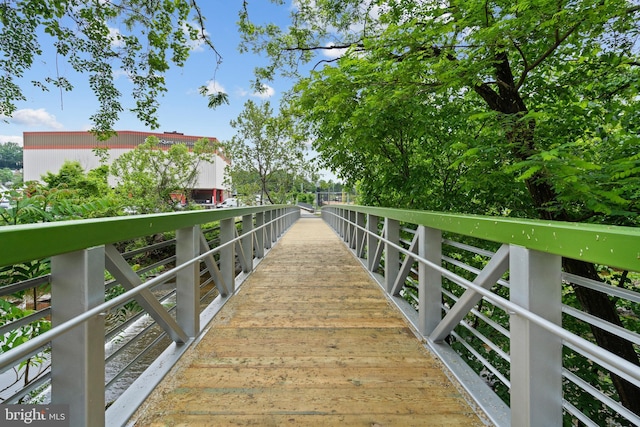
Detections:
[0, 205, 300, 427]
[322, 205, 640, 427]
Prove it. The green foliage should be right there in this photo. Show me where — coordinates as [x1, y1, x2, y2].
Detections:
[0, 142, 23, 169]
[243, 0, 639, 223]
[110, 135, 218, 214]
[227, 100, 312, 205]
[0, 299, 51, 352]
[0, 298, 51, 401]
[0, 1, 218, 136]
[0, 180, 117, 225]
[241, 5, 640, 417]
[0, 260, 50, 289]
[42, 160, 112, 201]
[0, 167, 13, 184]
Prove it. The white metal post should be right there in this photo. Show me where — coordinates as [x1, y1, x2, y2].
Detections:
[264, 211, 273, 249]
[276, 209, 282, 240]
[176, 225, 200, 338]
[356, 212, 365, 259]
[385, 218, 400, 294]
[367, 214, 379, 272]
[242, 214, 254, 273]
[509, 245, 562, 427]
[349, 210, 357, 249]
[220, 218, 236, 293]
[255, 211, 265, 258]
[418, 226, 442, 336]
[51, 246, 105, 427]
[342, 209, 348, 240]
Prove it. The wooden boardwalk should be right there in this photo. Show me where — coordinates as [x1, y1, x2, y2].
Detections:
[132, 216, 485, 426]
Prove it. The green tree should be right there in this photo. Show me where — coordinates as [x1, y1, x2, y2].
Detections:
[0, 0, 221, 137]
[110, 135, 218, 213]
[0, 142, 23, 169]
[227, 100, 311, 205]
[0, 168, 13, 185]
[239, 0, 640, 417]
[42, 160, 112, 200]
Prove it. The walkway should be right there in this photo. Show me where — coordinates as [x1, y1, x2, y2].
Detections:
[131, 217, 485, 426]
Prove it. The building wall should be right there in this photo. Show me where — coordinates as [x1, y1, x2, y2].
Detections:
[23, 131, 229, 198]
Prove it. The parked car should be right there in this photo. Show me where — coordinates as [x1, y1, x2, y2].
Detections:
[216, 197, 238, 208]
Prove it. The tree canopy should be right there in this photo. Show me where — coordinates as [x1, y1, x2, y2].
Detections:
[239, 0, 640, 420]
[241, 0, 640, 225]
[0, 0, 220, 138]
[0, 142, 23, 170]
[110, 135, 218, 213]
[226, 99, 311, 205]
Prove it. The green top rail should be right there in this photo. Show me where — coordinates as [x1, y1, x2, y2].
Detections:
[0, 205, 292, 268]
[325, 205, 640, 271]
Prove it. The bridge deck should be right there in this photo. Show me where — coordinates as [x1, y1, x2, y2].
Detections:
[132, 216, 485, 426]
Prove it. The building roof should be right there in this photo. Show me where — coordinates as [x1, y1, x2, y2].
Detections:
[23, 130, 228, 163]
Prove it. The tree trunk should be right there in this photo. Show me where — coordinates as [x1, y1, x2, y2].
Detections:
[473, 55, 640, 414]
[518, 121, 640, 417]
[564, 259, 640, 415]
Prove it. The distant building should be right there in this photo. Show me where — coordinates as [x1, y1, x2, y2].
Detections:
[23, 130, 230, 204]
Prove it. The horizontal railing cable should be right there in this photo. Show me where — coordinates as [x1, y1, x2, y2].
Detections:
[0, 209, 298, 374]
[322, 208, 640, 390]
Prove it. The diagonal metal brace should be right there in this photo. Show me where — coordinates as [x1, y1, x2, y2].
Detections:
[370, 223, 386, 272]
[430, 244, 510, 343]
[234, 228, 250, 273]
[390, 232, 419, 296]
[104, 244, 189, 344]
[199, 232, 230, 297]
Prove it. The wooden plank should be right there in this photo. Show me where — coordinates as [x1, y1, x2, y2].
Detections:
[131, 217, 485, 427]
[144, 413, 481, 427]
[161, 388, 476, 415]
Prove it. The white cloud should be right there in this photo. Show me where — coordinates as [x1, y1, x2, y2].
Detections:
[251, 84, 275, 99]
[0, 135, 24, 146]
[184, 23, 209, 52]
[108, 27, 124, 48]
[203, 80, 227, 95]
[3, 109, 63, 129]
[323, 42, 348, 59]
[235, 84, 275, 99]
[112, 69, 130, 80]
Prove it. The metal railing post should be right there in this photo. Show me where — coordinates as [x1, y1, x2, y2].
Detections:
[418, 226, 442, 336]
[341, 209, 348, 239]
[176, 225, 200, 337]
[255, 211, 265, 258]
[220, 218, 236, 293]
[509, 245, 562, 427]
[50, 246, 105, 427]
[385, 218, 400, 293]
[271, 209, 278, 244]
[355, 212, 365, 259]
[242, 214, 254, 273]
[367, 214, 379, 272]
[272, 209, 277, 244]
[348, 210, 357, 249]
[265, 210, 273, 250]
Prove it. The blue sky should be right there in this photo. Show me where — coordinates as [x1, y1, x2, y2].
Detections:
[0, 1, 309, 146]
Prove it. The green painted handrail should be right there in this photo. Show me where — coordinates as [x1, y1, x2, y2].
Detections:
[325, 205, 640, 271]
[0, 205, 292, 267]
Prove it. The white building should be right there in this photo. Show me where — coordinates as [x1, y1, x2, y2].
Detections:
[23, 130, 231, 204]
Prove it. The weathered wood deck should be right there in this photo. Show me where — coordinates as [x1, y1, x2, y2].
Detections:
[131, 216, 486, 426]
